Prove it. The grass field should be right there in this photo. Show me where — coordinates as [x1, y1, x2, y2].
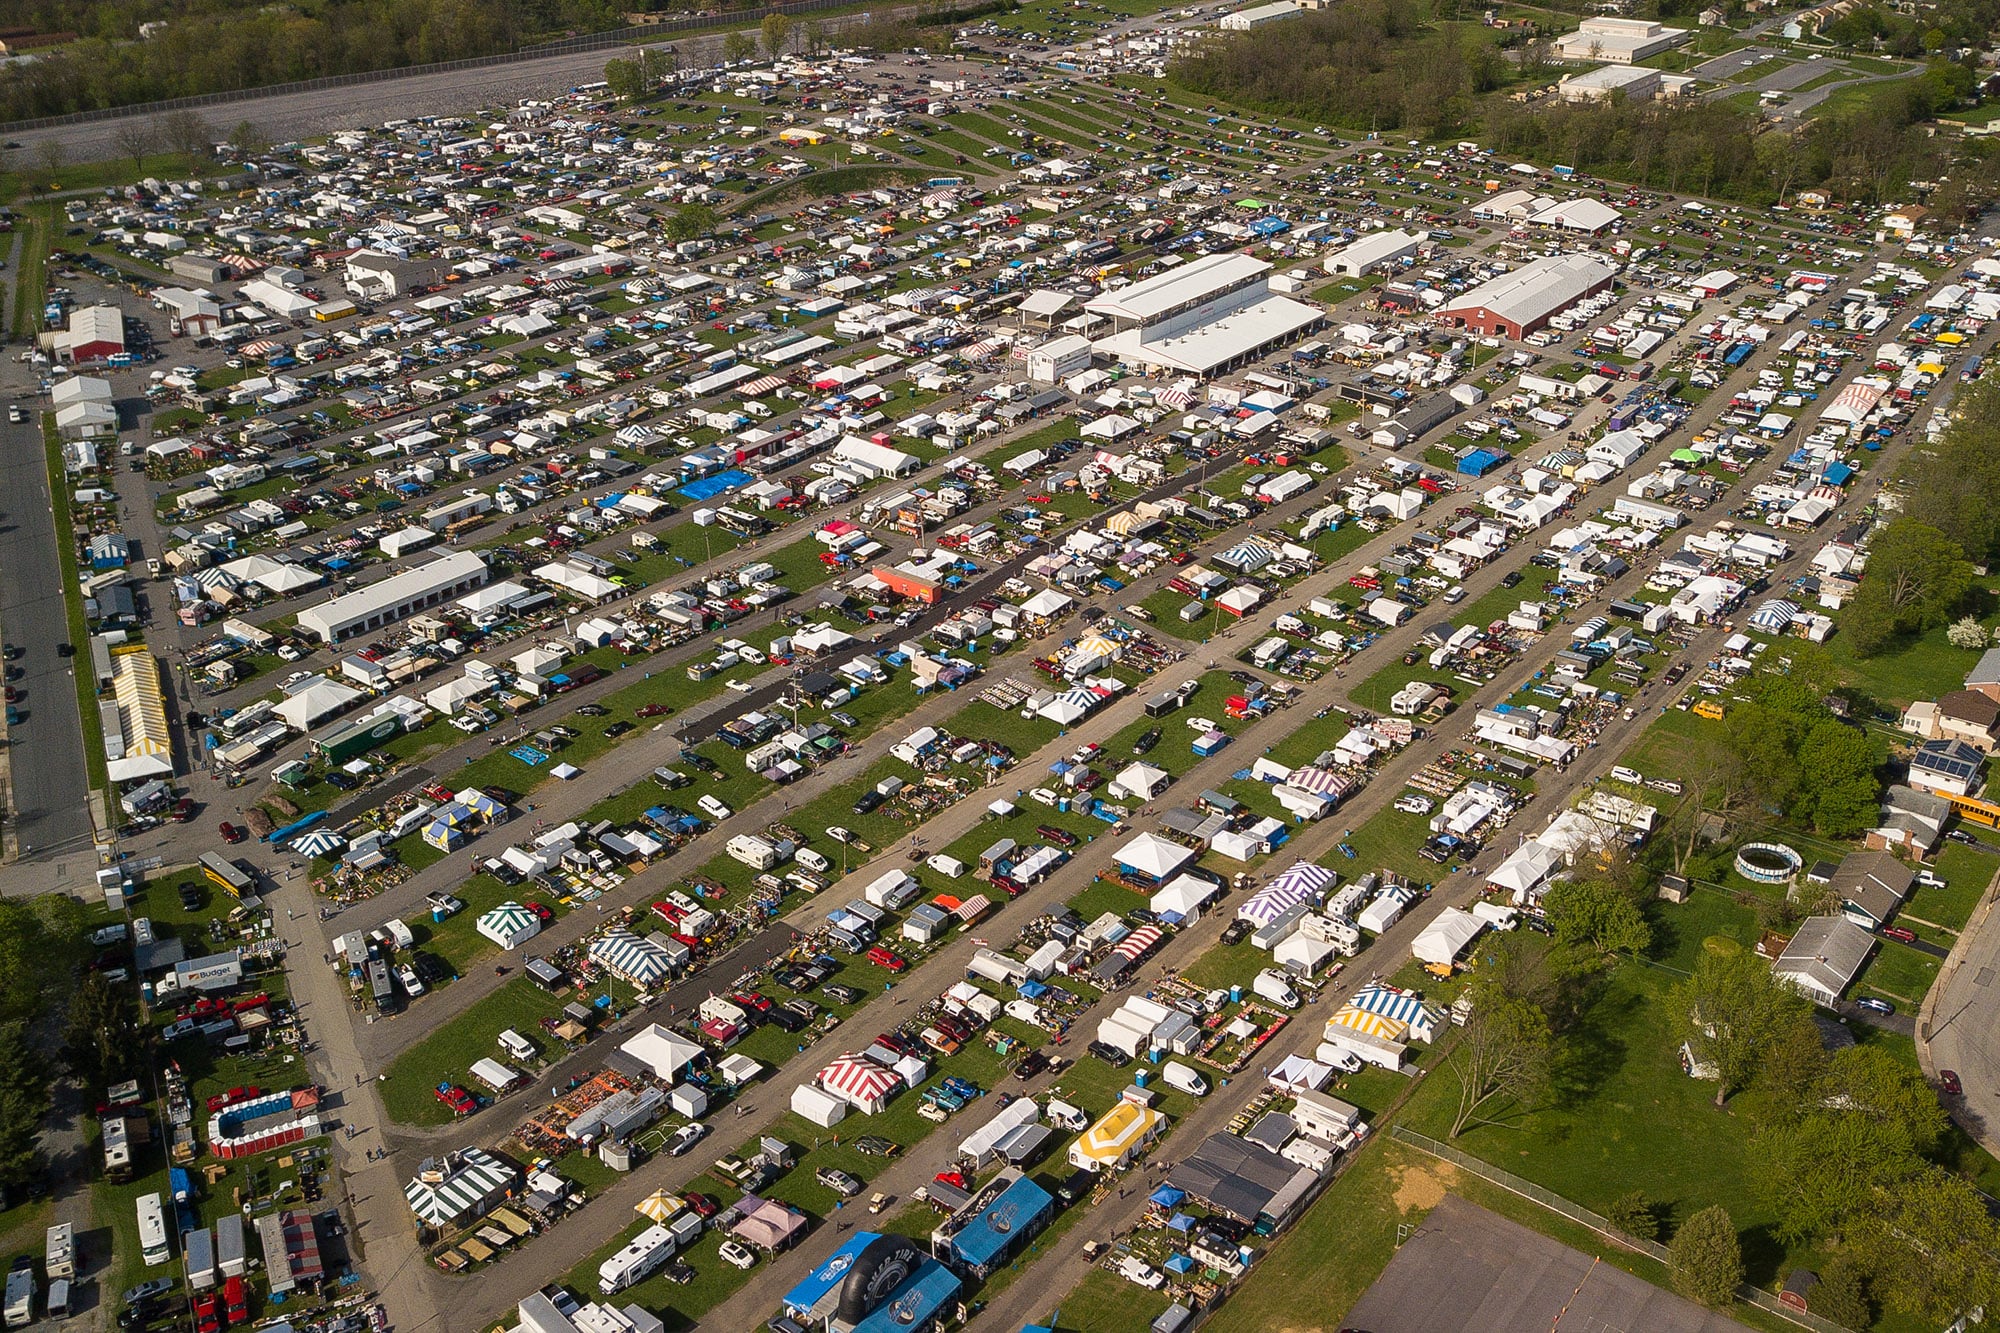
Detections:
[1903, 842, 1998, 931]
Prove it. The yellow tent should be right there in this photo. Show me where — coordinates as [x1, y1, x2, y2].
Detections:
[635, 1191, 683, 1224]
[1326, 1006, 1409, 1043]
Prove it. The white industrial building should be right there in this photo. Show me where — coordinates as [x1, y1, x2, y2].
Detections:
[1323, 229, 1423, 278]
[1559, 64, 1664, 102]
[1220, 0, 1299, 27]
[296, 550, 490, 644]
[1555, 16, 1689, 62]
[1025, 334, 1093, 385]
[1086, 252, 1324, 377]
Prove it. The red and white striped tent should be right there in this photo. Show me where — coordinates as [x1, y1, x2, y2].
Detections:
[818, 1056, 902, 1114]
[739, 375, 786, 396]
[953, 894, 993, 924]
[1113, 924, 1165, 965]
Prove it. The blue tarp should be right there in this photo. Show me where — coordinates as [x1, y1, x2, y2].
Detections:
[851, 1261, 962, 1333]
[1823, 461, 1854, 485]
[678, 469, 754, 502]
[1149, 1186, 1186, 1207]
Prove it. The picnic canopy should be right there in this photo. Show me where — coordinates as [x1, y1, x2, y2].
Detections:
[476, 902, 540, 950]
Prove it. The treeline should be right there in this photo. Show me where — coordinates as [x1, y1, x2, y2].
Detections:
[1170, 3, 1509, 138]
[1172, 3, 2000, 212]
[1482, 60, 1997, 211]
[0, 0, 627, 122]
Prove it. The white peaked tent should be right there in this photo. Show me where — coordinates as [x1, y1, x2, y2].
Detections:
[1411, 907, 1485, 967]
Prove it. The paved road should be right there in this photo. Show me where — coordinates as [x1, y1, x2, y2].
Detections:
[1918, 865, 2000, 1158]
[7, 9, 921, 168]
[0, 388, 96, 859]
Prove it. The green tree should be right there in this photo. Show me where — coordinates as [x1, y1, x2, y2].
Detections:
[1813, 1256, 1870, 1331]
[761, 13, 793, 59]
[1670, 950, 1810, 1107]
[1443, 974, 1556, 1138]
[722, 30, 757, 64]
[1669, 1205, 1744, 1308]
[32, 138, 65, 194]
[0, 1022, 49, 1195]
[1606, 1190, 1658, 1241]
[62, 971, 140, 1090]
[226, 119, 269, 157]
[1843, 518, 1974, 657]
[1541, 876, 1652, 961]
[1754, 1110, 1921, 1243]
[1851, 1167, 2000, 1323]
[666, 203, 717, 244]
[803, 19, 827, 53]
[1791, 720, 1882, 836]
[604, 56, 646, 101]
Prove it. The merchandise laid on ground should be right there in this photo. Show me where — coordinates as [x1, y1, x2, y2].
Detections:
[9, 3, 2000, 1333]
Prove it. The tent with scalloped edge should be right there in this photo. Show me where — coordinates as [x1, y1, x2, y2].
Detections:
[1326, 1005, 1408, 1043]
[476, 902, 540, 951]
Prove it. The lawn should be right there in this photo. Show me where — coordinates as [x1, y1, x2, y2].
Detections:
[1823, 618, 1988, 707]
[1903, 842, 1998, 932]
[380, 977, 643, 1126]
[1852, 938, 1940, 1009]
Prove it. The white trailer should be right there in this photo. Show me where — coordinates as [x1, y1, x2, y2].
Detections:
[598, 1224, 677, 1294]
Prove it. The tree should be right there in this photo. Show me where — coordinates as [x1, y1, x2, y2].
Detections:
[761, 13, 793, 59]
[1813, 1256, 1870, 1331]
[666, 203, 717, 245]
[1606, 1190, 1659, 1241]
[1753, 1110, 1921, 1243]
[1791, 720, 1882, 837]
[62, 972, 140, 1090]
[226, 119, 269, 158]
[1947, 615, 1988, 649]
[641, 46, 679, 82]
[1821, 1045, 1948, 1155]
[0, 1022, 48, 1195]
[113, 120, 156, 171]
[1669, 949, 1810, 1107]
[604, 56, 647, 101]
[1541, 877, 1652, 961]
[722, 31, 757, 65]
[803, 19, 827, 53]
[1442, 975, 1555, 1138]
[1843, 518, 1974, 657]
[1669, 1205, 1743, 1308]
[32, 138, 65, 193]
[160, 109, 212, 170]
[1850, 1167, 2000, 1323]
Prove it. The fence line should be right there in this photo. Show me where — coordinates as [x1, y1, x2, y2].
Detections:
[0, 0, 866, 133]
[1389, 1126, 1856, 1333]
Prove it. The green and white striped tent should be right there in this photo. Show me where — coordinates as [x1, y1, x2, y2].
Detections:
[476, 901, 541, 951]
[405, 1148, 517, 1227]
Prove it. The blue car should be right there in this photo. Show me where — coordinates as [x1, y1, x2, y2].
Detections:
[941, 1076, 982, 1101]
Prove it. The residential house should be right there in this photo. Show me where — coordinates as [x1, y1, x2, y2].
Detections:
[1824, 850, 1913, 929]
[1908, 737, 1985, 798]
[1773, 915, 1876, 1006]
[1867, 784, 1951, 858]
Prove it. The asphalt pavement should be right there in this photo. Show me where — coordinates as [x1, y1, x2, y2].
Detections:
[0, 389, 96, 859]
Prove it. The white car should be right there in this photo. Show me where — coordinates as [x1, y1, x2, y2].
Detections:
[395, 963, 425, 998]
[1393, 795, 1434, 816]
[698, 795, 734, 821]
[718, 1241, 757, 1270]
[725, 678, 755, 693]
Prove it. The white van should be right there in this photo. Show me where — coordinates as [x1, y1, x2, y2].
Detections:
[1160, 1061, 1209, 1098]
[926, 853, 967, 879]
[796, 848, 831, 875]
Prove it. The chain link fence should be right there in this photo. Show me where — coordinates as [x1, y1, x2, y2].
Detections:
[1, 0, 868, 133]
[1389, 1126, 1856, 1333]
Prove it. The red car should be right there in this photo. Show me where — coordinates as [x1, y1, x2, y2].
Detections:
[526, 902, 554, 922]
[729, 990, 774, 1015]
[218, 822, 246, 844]
[172, 797, 196, 823]
[637, 703, 674, 718]
[1880, 926, 1917, 943]
[1940, 1070, 1962, 1095]
[684, 1192, 720, 1218]
[434, 1083, 477, 1116]
[865, 947, 908, 972]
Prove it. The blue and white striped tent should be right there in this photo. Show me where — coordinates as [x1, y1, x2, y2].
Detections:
[1747, 598, 1798, 634]
[588, 930, 676, 987]
[1215, 538, 1277, 572]
[1348, 983, 1442, 1043]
